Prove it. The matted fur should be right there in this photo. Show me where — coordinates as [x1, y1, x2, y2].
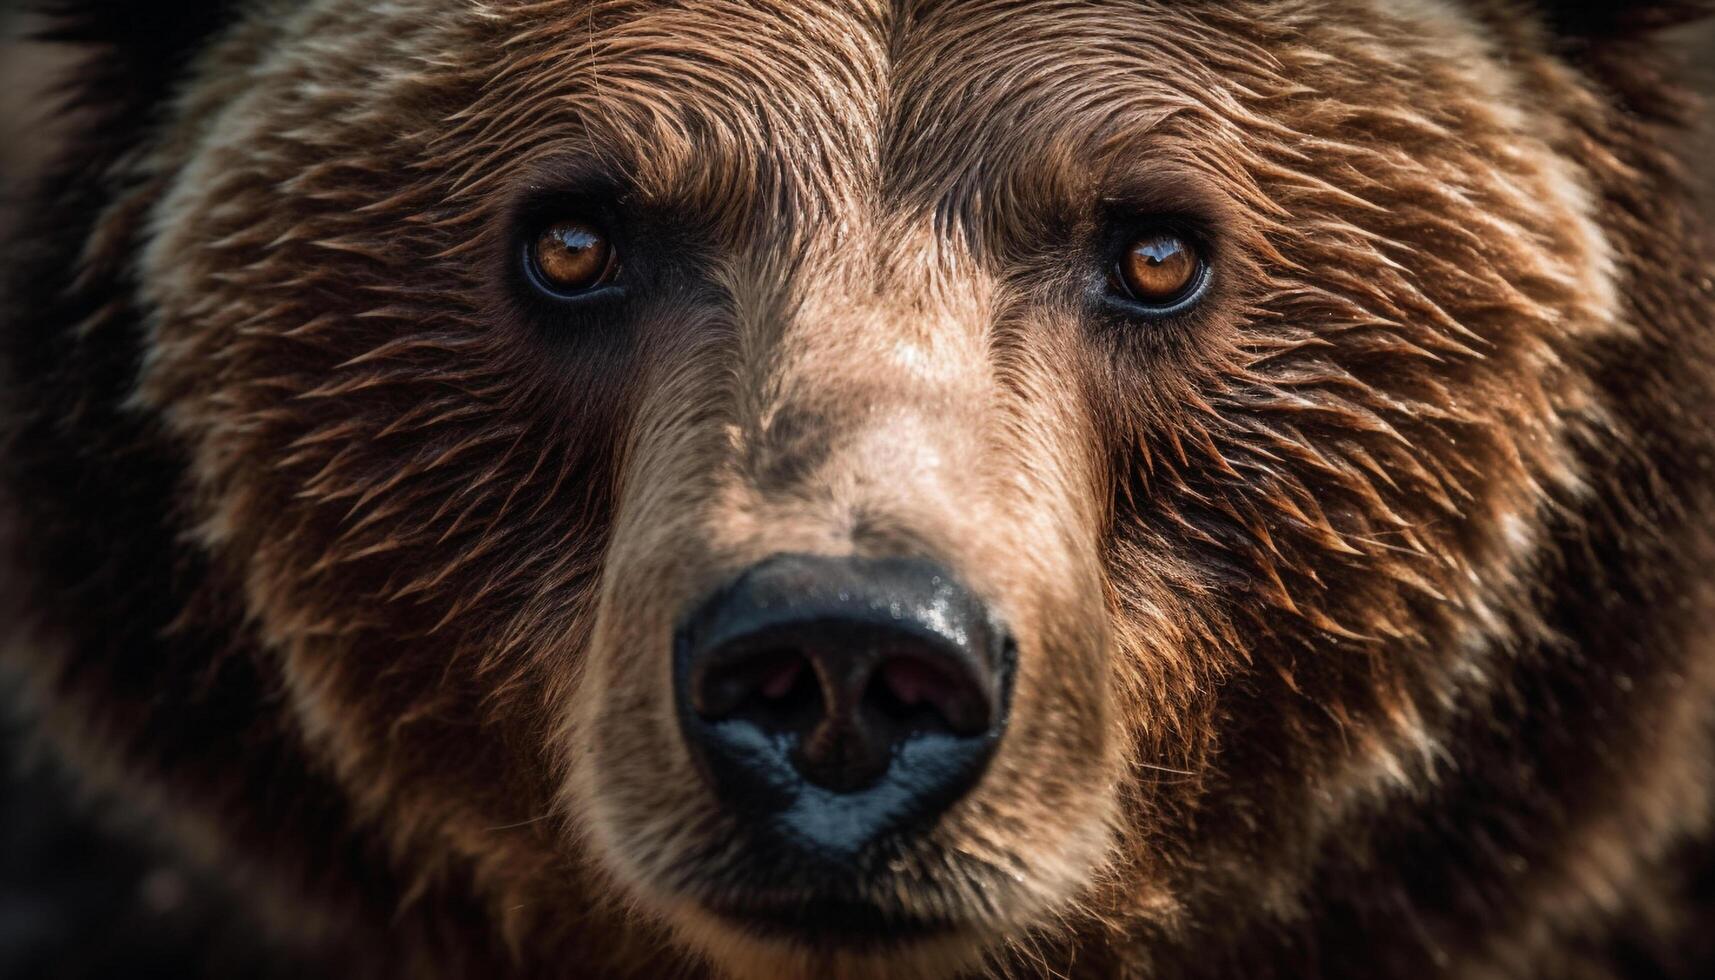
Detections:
[3, 1, 1714, 978]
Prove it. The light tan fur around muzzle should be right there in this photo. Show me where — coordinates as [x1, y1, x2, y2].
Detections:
[567, 218, 1121, 976]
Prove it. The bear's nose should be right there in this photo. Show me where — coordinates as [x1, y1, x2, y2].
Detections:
[674, 554, 1013, 846]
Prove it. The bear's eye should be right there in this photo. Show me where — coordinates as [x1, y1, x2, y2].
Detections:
[526, 218, 618, 296]
[1108, 231, 1205, 310]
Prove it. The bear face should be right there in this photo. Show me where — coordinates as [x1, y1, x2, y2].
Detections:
[4, 1, 1714, 978]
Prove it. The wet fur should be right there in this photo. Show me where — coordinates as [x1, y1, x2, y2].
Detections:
[3, 1, 1715, 977]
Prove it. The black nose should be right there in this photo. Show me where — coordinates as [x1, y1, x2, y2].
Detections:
[674, 554, 1013, 852]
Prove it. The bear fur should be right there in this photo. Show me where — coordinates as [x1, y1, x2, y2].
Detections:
[3, 1, 1715, 978]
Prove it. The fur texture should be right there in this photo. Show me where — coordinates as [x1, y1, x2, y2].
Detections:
[3, 1, 1714, 977]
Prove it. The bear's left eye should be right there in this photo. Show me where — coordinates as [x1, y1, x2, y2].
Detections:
[525, 218, 618, 297]
[1107, 231, 1206, 312]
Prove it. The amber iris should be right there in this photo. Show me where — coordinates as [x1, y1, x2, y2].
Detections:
[530, 219, 616, 294]
[1113, 232, 1201, 306]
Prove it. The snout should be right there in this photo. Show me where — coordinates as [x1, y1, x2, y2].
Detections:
[674, 553, 1014, 855]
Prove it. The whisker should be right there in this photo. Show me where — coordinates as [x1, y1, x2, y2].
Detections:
[484, 812, 556, 832]
[1137, 761, 1197, 776]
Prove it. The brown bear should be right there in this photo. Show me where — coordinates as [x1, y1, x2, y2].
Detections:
[3, 1, 1714, 977]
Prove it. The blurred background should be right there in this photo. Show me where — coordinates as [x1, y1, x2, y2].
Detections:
[0, 5, 1712, 979]
[0, 9, 305, 978]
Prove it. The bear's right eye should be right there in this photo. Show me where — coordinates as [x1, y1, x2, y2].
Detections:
[1107, 231, 1205, 311]
[526, 218, 618, 297]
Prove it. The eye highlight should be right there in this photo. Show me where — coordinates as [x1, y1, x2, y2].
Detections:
[527, 218, 618, 297]
[1108, 231, 1205, 311]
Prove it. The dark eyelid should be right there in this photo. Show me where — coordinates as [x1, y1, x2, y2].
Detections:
[1094, 162, 1232, 266]
[500, 153, 634, 242]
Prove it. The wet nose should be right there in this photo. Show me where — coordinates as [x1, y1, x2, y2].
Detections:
[674, 554, 1013, 847]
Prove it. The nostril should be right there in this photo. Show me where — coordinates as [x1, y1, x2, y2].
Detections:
[758, 654, 805, 702]
[693, 648, 818, 721]
[873, 654, 990, 735]
[696, 638, 993, 744]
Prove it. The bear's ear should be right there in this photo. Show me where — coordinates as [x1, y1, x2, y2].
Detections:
[25, 0, 240, 106]
[27, 0, 237, 49]
[1535, 0, 1710, 41]
[20, 0, 241, 159]
[1528, 1, 1711, 118]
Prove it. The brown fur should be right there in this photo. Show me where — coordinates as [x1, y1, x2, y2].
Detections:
[4, 1, 1715, 977]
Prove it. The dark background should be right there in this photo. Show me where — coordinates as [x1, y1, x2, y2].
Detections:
[0, 6, 1712, 979]
[0, 10, 314, 979]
